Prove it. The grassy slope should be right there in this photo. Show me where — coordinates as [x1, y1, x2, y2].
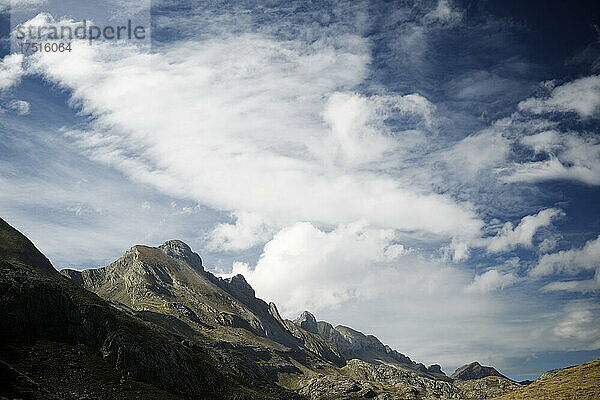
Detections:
[492, 358, 600, 400]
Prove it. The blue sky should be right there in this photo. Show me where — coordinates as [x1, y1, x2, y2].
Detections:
[1, 0, 599, 380]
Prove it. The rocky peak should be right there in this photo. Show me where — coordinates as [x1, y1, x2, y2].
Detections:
[334, 325, 387, 353]
[218, 274, 256, 304]
[159, 240, 203, 271]
[268, 302, 287, 327]
[428, 364, 444, 374]
[294, 311, 318, 334]
[451, 361, 507, 381]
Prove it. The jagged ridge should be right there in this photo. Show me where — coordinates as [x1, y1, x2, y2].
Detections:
[1, 222, 530, 399]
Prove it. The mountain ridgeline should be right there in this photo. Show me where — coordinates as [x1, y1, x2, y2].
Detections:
[1, 217, 596, 399]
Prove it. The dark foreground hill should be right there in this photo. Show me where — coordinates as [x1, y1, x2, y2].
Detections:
[1, 216, 592, 399]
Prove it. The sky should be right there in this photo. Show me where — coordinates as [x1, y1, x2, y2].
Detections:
[0, 0, 599, 380]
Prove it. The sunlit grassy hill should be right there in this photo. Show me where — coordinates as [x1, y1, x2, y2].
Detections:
[492, 358, 600, 400]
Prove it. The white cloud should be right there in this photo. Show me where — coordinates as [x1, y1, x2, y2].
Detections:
[208, 211, 274, 251]
[393, 93, 437, 128]
[228, 221, 397, 313]
[8, 99, 30, 115]
[320, 92, 397, 166]
[542, 273, 600, 293]
[0, 54, 24, 90]
[440, 127, 511, 177]
[520, 130, 562, 154]
[465, 269, 519, 294]
[503, 156, 600, 186]
[26, 25, 483, 243]
[317, 92, 436, 166]
[538, 237, 559, 254]
[383, 243, 411, 260]
[504, 134, 600, 186]
[481, 208, 563, 253]
[423, 0, 462, 25]
[530, 236, 600, 277]
[551, 301, 600, 348]
[518, 75, 600, 118]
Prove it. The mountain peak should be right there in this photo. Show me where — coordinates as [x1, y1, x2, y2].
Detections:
[451, 361, 508, 381]
[158, 239, 203, 271]
[294, 311, 318, 334]
[218, 274, 255, 303]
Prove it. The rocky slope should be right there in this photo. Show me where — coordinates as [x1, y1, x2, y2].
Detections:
[1, 217, 534, 399]
[294, 311, 448, 381]
[0, 218, 300, 399]
[451, 361, 509, 381]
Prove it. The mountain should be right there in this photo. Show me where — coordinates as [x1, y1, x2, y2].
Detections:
[451, 361, 509, 381]
[0, 218, 300, 399]
[1, 216, 571, 399]
[491, 358, 600, 400]
[60, 240, 344, 370]
[293, 310, 448, 380]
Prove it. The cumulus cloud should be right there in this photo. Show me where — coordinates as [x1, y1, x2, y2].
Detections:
[0, 54, 24, 90]
[481, 208, 563, 253]
[530, 236, 600, 277]
[464, 269, 519, 294]
[518, 75, 600, 118]
[208, 211, 274, 251]
[228, 221, 397, 313]
[224, 220, 596, 368]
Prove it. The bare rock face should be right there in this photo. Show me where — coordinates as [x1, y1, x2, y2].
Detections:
[268, 302, 287, 327]
[314, 320, 423, 372]
[217, 274, 256, 305]
[428, 364, 444, 374]
[294, 311, 319, 334]
[451, 361, 508, 381]
[158, 239, 203, 271]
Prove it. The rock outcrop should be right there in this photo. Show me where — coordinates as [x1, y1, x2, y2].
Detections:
[294, 311, 319, 334]
[158, 239, 203, 271]
[451, 361, 509, 381]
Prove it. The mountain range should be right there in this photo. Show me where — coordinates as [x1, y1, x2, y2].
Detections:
[1, 217, 597, 399]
